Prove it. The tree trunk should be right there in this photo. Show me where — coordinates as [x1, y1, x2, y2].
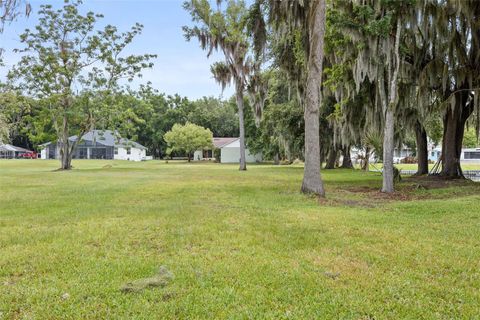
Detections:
[301, 0, 326, 196]
[440, 92, 472, 178]
[60, 144, 73, 170]
[60, 114, 73, 170]
[273, 153, 280, 165]
[361, 147, 370, 171]
[324, 147, 337, 169]
[381, 18, 401, 194]
[382, 108, 395, 192]
[187, 152, 191, 162]
[341, 145, 353, 168]
[415, 121, 428, 175]
[236, 82, 247, 171]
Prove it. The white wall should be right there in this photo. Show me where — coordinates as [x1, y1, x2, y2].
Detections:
[220, 140, 262, 163]
[193, 150, 203, 161]
[350, 148, 377, 164]
[40, 148, 47, 159]
[114, 147, 146, 161]
[460, 148, 480, 163]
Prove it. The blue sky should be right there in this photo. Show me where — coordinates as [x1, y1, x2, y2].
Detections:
[0, 0, 234, 100]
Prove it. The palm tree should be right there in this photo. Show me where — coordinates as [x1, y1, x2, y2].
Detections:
[183, 0, 258, 171]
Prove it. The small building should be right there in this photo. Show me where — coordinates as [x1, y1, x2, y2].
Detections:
[40, 130, 147, 161]
[428, 147, 442, 162]
[350, 147, 377, 165]
[193, 137, 262, 163]
[350, 145, 413, 165]
[427, 147, 480, 164]
[0, 144, 33, 159]
[461, 148, 480, 163]
[393, 146, 414, 163]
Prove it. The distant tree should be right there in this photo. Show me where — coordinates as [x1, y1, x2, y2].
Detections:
[0, 113, 8, 142]
[245, 70, 305, 162]
[8, 0, 155, 169]
[463, 128, 478, 148]
[164, 122, 213, 162]
[0, 90, 32, 146]
[131, 88, 196, 159]
[183, 0, 261, 171]
[189, 96, 239, 137]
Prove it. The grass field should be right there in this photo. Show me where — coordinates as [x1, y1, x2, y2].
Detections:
[367, 163, 480, 171]
[1, 160, 480, 319]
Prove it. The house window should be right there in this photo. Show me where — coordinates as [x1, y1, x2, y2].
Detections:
[203, 149, 213, 158]
[126, 148, 131, 155]
[431, 151, 435, 157]
[464, 151, 480, 159]
[114, 148, 118, 155]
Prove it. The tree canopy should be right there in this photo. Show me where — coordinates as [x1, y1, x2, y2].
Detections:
[164, 122, 213, 162]
[8, 0, 155, 169]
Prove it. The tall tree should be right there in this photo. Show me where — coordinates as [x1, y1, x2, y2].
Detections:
[332, 0, 416, 192]
[417, 1, 480, 178]
[183, 0, 259, 171]
[8, 0, 155, 169]
[256, 0, 327, 196]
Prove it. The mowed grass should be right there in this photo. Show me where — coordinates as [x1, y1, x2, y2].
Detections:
[368, 163, 480, 171]
[1, 160, 480, 319]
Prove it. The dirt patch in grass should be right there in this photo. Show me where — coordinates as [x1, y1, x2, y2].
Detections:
[328, 185, 412, 207]
[121, 266, 173, 293]
[342, 185, 379, 194]
[327, 179, 476, 208]
[330, 176, 480, 205]
[404, 175, 477, 189]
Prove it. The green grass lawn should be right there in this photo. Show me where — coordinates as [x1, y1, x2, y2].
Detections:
[1, 160, 480, 319]
[367, 163, 480, 171]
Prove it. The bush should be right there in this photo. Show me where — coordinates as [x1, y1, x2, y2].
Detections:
[401, 156, 417, 164]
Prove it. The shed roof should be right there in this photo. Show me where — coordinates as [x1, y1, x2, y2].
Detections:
[212, 137, 239, 149]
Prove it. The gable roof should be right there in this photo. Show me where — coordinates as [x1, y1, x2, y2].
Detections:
[40, 130, 147, 150]
[70, 130, 116, 146]
[213, 137, 239, 149]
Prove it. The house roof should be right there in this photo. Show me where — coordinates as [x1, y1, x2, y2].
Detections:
[40, 130, 147, 150]
[0, 144, 32, 153]
[213, 137, 239, 148]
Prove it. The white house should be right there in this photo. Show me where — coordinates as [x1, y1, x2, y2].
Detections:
[193, 137, 262, 163]
[460, 148, 480, 163]
[427, 147, 480, 164]
[40, 130, 147, 161]
[0, 144, 33, 159]
[350, 145, 413, 165]
[428, 147, 442, 162]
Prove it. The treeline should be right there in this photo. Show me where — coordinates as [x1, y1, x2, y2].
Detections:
[244, 0, 480, 194]
[0, 88, 241, 158]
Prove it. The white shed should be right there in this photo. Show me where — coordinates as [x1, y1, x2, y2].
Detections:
[193, 137, 262, 163]
[460, 148, 480, 163]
